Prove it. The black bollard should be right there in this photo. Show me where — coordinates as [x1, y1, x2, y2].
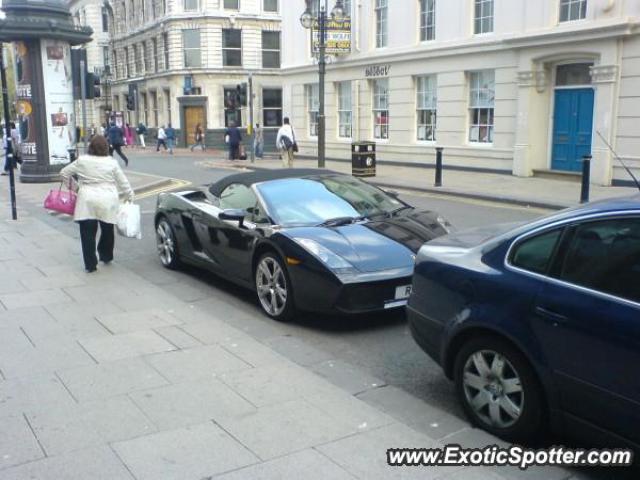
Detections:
[435, 147, 443, 187]
[580, 155, 592, 204]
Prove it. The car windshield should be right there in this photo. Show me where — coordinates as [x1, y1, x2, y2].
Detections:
[255, 175, 405, 227]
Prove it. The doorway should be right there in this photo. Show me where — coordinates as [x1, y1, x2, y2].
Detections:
[184, 106, 205, 146]
[551, 63, 595, 172]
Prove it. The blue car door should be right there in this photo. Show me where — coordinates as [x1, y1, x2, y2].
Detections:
[531, 216, 640, 444]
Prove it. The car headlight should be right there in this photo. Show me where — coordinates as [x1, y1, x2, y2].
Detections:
[295, 238, 358, 274]
[436, 215, 453, 233]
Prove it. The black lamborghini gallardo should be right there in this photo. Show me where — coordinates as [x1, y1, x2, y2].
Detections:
[155, 169, 451, 321]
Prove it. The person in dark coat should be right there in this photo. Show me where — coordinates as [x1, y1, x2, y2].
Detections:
[107, 122, 129, 166]
[224, 121, 242, 160]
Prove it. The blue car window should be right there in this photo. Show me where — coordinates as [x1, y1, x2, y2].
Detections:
[256, 176, 403, 226]
[558, 218, 640, 303]
[511, 229, 563, 275]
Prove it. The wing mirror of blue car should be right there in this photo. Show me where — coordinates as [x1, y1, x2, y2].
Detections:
[219, 209, 246, 226]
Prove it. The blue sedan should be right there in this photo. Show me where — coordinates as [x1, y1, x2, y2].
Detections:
[407, 196, 640, 447]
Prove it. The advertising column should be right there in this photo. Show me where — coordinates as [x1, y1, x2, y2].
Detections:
[13, 41, 39, 164]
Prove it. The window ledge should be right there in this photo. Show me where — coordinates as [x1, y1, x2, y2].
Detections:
[467, 142, 494, 148]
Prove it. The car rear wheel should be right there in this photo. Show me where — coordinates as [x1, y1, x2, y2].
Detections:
[255, 253, 295, 322]
[454, 336, 545, 443]
[156, 218, 180, 269]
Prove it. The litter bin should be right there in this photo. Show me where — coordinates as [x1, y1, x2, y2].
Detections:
[352, 142, 376, 177]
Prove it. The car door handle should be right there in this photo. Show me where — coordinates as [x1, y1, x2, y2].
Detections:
[535, 306, 568, 325]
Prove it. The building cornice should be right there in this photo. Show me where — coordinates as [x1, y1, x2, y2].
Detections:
[283, 18, 640, 75]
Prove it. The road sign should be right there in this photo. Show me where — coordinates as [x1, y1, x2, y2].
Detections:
[312, 18, 351, 55]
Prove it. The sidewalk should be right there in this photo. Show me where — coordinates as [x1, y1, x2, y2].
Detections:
[0, 190, 579, 479]
[196, 154, 639, 210]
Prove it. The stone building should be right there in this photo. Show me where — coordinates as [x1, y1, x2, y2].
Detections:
[108, 0, 282, 147]
[68, 0, 114, 131]
[281, 0, 640, 185]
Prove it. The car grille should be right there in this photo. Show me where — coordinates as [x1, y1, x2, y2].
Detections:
[335, 276, 412, 312]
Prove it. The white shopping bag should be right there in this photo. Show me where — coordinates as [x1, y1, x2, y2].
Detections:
[116, 203, 142, 239]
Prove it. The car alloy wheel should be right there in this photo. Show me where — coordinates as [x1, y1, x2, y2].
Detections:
[462, 350, 523, 429]
[454, 336, 545, 442]
[255, 254, 294, 321]
[156, 219, 179, 269]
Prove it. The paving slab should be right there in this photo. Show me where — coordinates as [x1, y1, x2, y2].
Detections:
[317, 423, 458, 480]
[0, 374, 76, 417]
[78, 330, 177, 362]
[153, 325, 203, 349]
[25, 396, 156, 456]
[215, 448, 356, 480]
[310, 359, 387, 395]
[21, 273, 87, 291]
[143, 344, 252, 383]
[57, 357, 170, 402]
[112, 422, 258, 480]
[0, 445, 134, 480]
[95, 308, 181, 334]
[0, 288, 72, 310]
[0, 414, 45, 469]
[128, 378, 257, 430]
[265, 335, 336, 367]
[215, 399, 360, 461]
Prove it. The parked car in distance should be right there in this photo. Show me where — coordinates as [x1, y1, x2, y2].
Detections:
[407, 196, 640, 449]
[155, 169, 452, 321]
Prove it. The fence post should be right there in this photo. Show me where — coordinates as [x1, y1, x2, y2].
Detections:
[580, 155, 592, 204]
[435, 147, 443, 187]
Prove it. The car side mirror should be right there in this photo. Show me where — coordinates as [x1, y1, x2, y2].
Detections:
[219, 208, 246, 225]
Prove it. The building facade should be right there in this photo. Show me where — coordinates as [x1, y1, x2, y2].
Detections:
[108, 0, 282, 146]
[68, 0, 114, 131]
[281, 0, 640, 185]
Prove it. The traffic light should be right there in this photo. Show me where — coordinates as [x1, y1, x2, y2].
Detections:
[236, 83, 247, 107]
[85, 73, 101, 100]
[126, 94, 135, 111]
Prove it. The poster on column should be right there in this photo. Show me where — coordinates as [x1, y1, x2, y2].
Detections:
[13, 41, 37, 163]
[40, 39, 74, 165]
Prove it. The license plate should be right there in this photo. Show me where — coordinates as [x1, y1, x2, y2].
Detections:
[395, 285, 412, 300]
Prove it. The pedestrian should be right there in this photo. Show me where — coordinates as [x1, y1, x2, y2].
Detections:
[60, 135, 134, 273]
[190, 123, 206, 151]
[136, 122, 147, 148]
[124, 123, 134, 147]
[224, 121, 242, 160]
[2, 122, 21, 175]
[276, 117, 297, 168]
[254, 123, 263, 159]
[156, 125, 168, 152]
[107, 121, 129, 166]
[89, 124, 96, 139]
[99, 123, 106, 137]
[165, 123, 176, 155]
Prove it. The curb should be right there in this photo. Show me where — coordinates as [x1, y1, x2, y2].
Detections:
[206, 161, 567, 211]
[128, 171, 177, 195]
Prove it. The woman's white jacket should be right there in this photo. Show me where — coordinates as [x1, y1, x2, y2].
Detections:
[60, 155, 134, 224]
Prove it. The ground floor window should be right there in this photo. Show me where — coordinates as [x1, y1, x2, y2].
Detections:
[307, 84, 319, 137]
[164, 89, 171, 125]
[416, 75, 437, 141]
[337, 81, 352, 139]
[468, 70, 494, 144]
[262, 88, 282, 127]
[372, 79, 389, 140]
[140, 92, 148, 126]
[224, 87, 242, 127]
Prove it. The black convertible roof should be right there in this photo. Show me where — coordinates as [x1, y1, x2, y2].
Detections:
[208, 168, 340, 197]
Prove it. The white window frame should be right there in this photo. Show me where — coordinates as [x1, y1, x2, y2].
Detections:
[375, 0, 388, 49]
[262, 88, 283, 127]
[261, 31, 280, 69]
[468, 70, 495, 144]
[183, 29, 202, 68]
[223, 0, 240, 10]
[372, 79, 389, 140]
[337, 81, 352, 139]
[183, 0, 198, 12]
[419, 0, 435, 42]
[474, 0, 494, 35]
[307, 84, 319, 138]
[222, 28, 243, 67]
[559, 0, 587, 22]
[416, 75, 437, 142]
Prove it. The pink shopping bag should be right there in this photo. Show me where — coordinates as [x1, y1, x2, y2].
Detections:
[44, 184, 77, 215]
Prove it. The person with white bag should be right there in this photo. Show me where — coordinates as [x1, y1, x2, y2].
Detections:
[60, 136, 134, 273]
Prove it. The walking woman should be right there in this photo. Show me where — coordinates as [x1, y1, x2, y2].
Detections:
[124, 123, 135, 147]
[60, 136, 134, 273]
[190, 123, 206, 151]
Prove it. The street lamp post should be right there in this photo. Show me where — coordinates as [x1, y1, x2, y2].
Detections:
[301, 0, 344, 169]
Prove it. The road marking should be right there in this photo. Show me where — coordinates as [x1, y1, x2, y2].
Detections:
[135, 179, 192, 200]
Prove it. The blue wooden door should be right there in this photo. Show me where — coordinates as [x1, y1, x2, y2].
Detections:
[551, 88, 594, 172]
